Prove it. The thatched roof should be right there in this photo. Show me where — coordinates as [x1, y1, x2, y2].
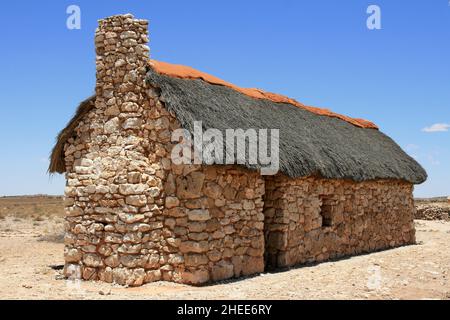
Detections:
[49, 61, 427, 184]
[48, 96, 95, 174]
[145, 65, 426, 184]
[149, 60, 378, 129]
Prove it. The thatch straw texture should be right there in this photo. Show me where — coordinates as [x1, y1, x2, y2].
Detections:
[48, 96, 95, 174]
[144, 68, 427, 184]
[149, 59, 378, 129]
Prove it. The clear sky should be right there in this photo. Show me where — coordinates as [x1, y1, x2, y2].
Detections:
[0, 0, 448, 197]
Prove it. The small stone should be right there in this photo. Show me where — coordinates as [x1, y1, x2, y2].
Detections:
[176, 172, 205, 199]
[123, 118, 142, 130]
[244, 188, 255, 199]
[105, 32, 117, 39]
[145, 270, 162, 283]
[180, 270, 210, 285]
[120, 255, 145, 268]
[98, 245, 112, 256]
[212, 230, 225, 239]
[112, 268, 146, 287]
[179, 241, 209, 253]
[115, 59, 126, 68]
[120, 30, 137, 39]
[66, 206, 83, 217]
[82, 267, 97, 280]
[98, 289, 111, 296]
[105, 105, 120, 116]
[65, 248, 82, 263]
[105, 255, 120, 268]
[188, 232, 209, 241]
[106, 97, 116, 106]
[185, 254, 208, 267]
[165, 197, 180, 209]
[145, 254, 160, 269]
[119, 184, 147, 195]
[104, 117, 119, 134]
[137, 223, 151, 232]
[241, 256, 264, 276]
[243, 200, 256, 210]
[121, 102, 139, 112]
[96, 185, 110, 194]
[168, 254, 184, 265]
[125, 195, 147, 207]
[188, 222, 206, 233]
[154, 117, 170, 130]
[165, 218, 176, 229]
[118, 213, 146, 224]
[211, 262, 234, 282]
[148, 221, 164, 230]
[188, 209, 210, 222]
[83, 254, 103, 268]
[163, 237, 180, 248]
[204, 182, 222, 198]
[73, 224, 87, 234]
[123, 38, 138, 47]
[148, 187, 161, 198]
[80, 159, 93, 167]
[208, 250, 222, 262]
[127, 172, 141, 184]
[166, 207, 186, 218]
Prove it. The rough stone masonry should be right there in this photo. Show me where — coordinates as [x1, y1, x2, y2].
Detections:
[62, 14, 417, 286]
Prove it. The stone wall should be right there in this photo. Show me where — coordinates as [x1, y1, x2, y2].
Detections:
[263, 175, 416, 268]
[161, 164, 265, 284]
[62, 14, 265, 286]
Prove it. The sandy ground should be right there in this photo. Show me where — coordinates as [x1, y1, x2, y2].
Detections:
[0, 215, 449, 300]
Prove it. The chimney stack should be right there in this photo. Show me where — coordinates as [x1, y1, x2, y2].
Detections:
[63, 15, 154, 283]
[94, 14, 149, 118]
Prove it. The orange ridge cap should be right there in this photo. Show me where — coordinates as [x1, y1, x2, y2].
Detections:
[149, 59, 379, 130]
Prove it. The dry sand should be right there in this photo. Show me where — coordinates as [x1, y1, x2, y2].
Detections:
[0, 213, 449, 300]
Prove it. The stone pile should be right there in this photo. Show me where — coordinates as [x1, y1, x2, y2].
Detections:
[415, 204, 450, 221]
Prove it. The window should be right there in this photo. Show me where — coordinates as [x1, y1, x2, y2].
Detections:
[319, 196, 334, 227]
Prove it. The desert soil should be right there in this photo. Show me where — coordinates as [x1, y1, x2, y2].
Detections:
[0, 196, 449, 300]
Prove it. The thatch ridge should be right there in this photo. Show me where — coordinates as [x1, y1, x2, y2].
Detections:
[145, 68, 427, 184]
[149, 59, 378, 129]
[48, 96, 95, 174]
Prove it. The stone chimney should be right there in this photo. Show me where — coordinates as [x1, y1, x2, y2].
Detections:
[94, 14, 149, 117]
[64, 14, 155, 284]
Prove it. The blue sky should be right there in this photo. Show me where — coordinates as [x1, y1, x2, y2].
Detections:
[0, 0, 448, 197]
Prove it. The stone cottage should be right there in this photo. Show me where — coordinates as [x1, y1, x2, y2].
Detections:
[49, 14, 427, 286]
